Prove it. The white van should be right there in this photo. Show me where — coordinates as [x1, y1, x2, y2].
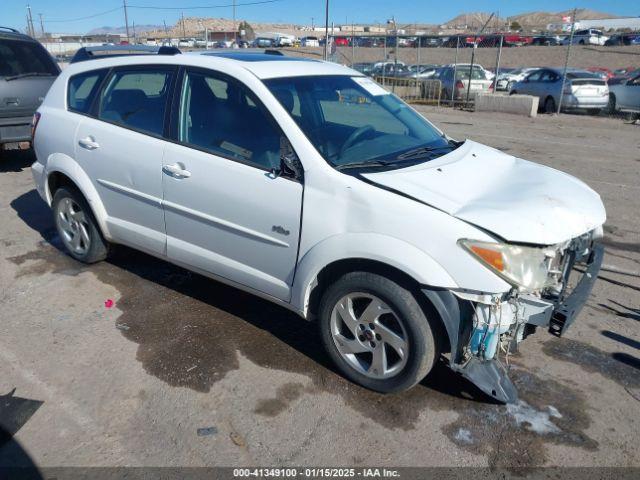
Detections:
[30, 51, 605, 403]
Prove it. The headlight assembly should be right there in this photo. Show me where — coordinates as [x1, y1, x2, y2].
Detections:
[459, 239, 557, 292]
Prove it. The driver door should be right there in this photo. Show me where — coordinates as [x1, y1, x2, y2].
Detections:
[161, 68, 303, 301]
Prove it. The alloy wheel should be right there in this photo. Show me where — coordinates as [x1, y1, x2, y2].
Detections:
[55, 197, 91, 256]
[329, 292, 409, 380]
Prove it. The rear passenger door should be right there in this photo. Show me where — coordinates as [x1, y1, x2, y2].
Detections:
[161, 67, 303, 301]
[73, 65, 176, 255]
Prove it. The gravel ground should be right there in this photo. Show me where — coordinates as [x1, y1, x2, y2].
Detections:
[0, 109, 638, 469]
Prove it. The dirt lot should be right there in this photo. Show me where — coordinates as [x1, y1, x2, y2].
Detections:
[288, 45, 640, 70]
[0, 109, 639, 470]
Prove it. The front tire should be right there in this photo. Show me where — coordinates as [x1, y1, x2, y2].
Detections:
[52, 187, 109, 263]
[318, 272, 439, 393]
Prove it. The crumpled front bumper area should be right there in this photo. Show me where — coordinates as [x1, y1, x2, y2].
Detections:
[422, 243, 604, 404]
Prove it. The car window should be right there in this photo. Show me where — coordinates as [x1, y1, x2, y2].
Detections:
[540, 70, 559, 82]
[178, 69, 282, 170]
[526, 71, 543, 82]
[68, 70, 107, 114]
[629, 75, 640, 86]
[98, 68, 174, 136]
[0, 38, 58, 78]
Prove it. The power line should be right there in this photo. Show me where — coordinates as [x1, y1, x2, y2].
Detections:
[127, 0, 282, 10]
[45, 6, 123, 23]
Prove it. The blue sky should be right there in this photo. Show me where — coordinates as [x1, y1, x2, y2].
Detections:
[5, 0, 638, 34]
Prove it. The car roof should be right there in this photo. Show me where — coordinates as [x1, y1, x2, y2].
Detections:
[0, 26, 37, 42]
[60, 51, 357, 80]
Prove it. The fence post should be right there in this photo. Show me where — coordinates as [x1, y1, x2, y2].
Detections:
[493, 34, 503, 94]
[465, 13, 495, 106]
[351, 23, 355, 66]
[382, 36, 387, 88]
[451, 36, 459, 107]
[558, 8, 577, 115]
[417, 37, 422, 100]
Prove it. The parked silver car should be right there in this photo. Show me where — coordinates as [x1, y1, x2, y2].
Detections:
[0, 27, 59, 147]
[608, 73, 640, 113]
[433, 66, 493, 102]
[510, 68, 609, 114]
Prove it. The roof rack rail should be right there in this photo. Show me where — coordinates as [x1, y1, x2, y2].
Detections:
[0, 26, 21, 34]
[70, 44, 182, 63]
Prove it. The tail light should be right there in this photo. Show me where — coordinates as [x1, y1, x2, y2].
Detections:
[31, 112, 41, 142]
[488, 82, 494, 91]
[455, 80, 464, 89]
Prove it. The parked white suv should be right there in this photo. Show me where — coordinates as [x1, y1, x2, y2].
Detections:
[563, 29, 609, 46]
[31, 51, 605, 403]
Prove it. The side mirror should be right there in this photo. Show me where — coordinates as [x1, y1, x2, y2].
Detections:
[279, 136, 304, 181]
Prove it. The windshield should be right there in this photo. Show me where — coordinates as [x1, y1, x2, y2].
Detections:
[264, 75, 455, 169]
[0, 39, 58, 78]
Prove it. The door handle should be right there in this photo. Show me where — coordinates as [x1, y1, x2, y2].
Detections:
[78, 136, 100, 150]
[162, 163, 191, 178]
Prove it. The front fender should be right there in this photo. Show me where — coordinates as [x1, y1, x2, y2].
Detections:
[45, 153, 111, 239]
[291, 233, 459, 317]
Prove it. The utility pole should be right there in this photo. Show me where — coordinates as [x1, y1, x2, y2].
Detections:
[26, 5, 35, 38]
[232, 0, 237, 44]
[163, 20, 169, 44]
[323, 0, 329, 60]
[181, 12, 186, 39]
[558, 8, 578, 115]
[132, 21, 136, 44]
[123, 0, 130, 44]
[38, 13, 45, 38]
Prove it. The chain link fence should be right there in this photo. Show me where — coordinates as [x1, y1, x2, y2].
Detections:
[305, 30, 640, 121]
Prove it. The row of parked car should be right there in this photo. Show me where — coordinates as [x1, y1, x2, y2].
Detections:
[351, 59, 640, 115]
[327, 30, 640, 48]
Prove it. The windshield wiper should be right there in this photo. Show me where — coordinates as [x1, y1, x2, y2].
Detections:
[396, 144, 455, 161]
[334, 160, 392, 171]
[5, 72, 54, 81]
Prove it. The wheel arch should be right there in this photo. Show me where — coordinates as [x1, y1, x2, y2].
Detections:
[45, 154, 111, 239]
[291, 233, 458, 320]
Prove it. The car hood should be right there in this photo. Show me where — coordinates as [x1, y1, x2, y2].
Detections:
[361, 140, 606, 245]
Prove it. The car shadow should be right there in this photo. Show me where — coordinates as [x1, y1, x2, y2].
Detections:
[0, 148, 35, 173]
[10, 188, 497, 405]
[0, 389, 44, 475]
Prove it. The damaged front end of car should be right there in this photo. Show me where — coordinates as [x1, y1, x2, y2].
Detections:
[423, 229, 604, 403]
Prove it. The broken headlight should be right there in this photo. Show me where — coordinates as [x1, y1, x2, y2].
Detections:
[459, 239, 557, 292]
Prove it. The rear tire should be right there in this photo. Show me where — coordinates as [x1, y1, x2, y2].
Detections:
[544, 96, 557, 114]
[318, 272, 439, 393]
[52, 187, 109, 263]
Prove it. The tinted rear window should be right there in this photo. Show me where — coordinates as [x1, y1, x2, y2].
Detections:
[98, 68, 174, 137]
[0, 38, 58, 78]
[68, 70, 107, 114]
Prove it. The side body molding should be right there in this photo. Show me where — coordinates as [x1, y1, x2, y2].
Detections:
[291, 233, 459, 316]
